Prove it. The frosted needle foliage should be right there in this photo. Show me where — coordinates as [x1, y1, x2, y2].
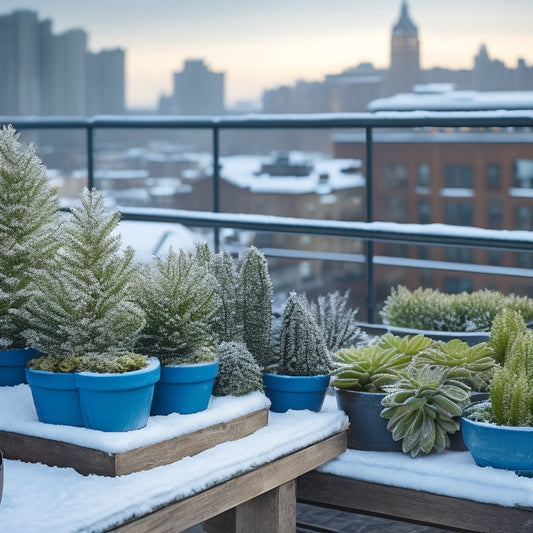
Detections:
[23, 188, 145, 360]
[0, 126, 60, 349]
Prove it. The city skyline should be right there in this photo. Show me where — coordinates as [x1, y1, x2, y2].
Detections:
[3, 0, 533, 108]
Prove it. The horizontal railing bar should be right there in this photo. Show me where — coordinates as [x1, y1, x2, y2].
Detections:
[2, 111, 533, 130]
[116, 207, 533, 252]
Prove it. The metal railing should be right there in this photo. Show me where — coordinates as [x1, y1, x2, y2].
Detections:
[3, 111, 533, 320]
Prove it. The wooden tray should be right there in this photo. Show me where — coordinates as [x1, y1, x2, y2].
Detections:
[0, 407, 268, 477]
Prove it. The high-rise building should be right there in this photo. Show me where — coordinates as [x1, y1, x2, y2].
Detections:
[0, 10, 124, 116]
[171, 59, 225, 115]
[387, 0, 420, 95]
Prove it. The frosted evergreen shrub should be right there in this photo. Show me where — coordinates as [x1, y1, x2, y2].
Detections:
[0, 126, 60, 349]
[488, 308, 528, 365]
[310, 290, 367, 352]
[380, 285, 533, 332]
[135, 247, 220, 366]
[213, 341, 263, 396]
[23, 188, 146, 370]
[276, 292, 330, 376]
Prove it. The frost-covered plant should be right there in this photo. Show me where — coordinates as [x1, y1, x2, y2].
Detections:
[331, 334, 428, 392]
[195, 243, 273, 370]
[415, 339, 496, 392]
[380, 285, 533, 332]
[310, 290, 367, 352]
[489, 330, 533, 426]
[276, 292, 330, 376]
[488, 308, 528, 365]
[213, 341, 263, 396]
[135, 247, 220, 366]
[0, 126, 60, 350]
[381, 364, 471, 457]
[23, 188, 146, 371]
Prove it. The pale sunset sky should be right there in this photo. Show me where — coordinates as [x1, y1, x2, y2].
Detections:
[3, 0, 533, 109]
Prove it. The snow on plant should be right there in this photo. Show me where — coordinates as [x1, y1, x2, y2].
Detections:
[380, 285, 533, 332]
[381, 364, 471, 457]
[276, 292, 330, 376]
[213, 341, 263, 396]
[135, 247, 220, 366]
[488, 308, 528, 365]
[0, 125, 60, 350]
[23, 188, 146, 369]
[310, 290, 367, 352]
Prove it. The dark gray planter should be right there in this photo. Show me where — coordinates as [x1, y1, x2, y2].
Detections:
[334, 388, 402, 452]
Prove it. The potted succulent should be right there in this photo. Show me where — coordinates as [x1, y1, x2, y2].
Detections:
[134, 247, 220, 415]
[23, 188, 159, 431]
[0, 126, 60, 385]
[379, 286, 533, 345]
[462, 309, 533, 475]
[263, 291, 331, 412]
[331, 333, 496, 455]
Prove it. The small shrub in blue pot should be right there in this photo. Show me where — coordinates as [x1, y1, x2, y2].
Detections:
[0, 126, 60, 386]
[24, 188, 157, 431]
[135, 248, 220, 415]
[263, 292, 331, 413]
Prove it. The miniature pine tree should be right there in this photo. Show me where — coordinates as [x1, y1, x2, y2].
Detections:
[277, 292, 330, 376]
[238, 246, 273, 370]
[135, 247, 220, 365]
[0, 126, 60, 350]
[212, 341, 263, 396]
[23, 188, 145, 365]
[310, 290, 367, 352]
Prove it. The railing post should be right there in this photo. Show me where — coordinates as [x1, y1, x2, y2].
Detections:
[213, 125, 220, 252]
[365, 126, 374, 322]
[87, 125, 94, 190]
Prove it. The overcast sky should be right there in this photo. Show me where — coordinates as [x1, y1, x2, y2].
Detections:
[3, 0, 533, 108]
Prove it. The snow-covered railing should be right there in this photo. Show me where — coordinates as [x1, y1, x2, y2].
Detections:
[3, 111, 533, 320]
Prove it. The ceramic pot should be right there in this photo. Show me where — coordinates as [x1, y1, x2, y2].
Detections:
[461, 405, 533, 476]
[0, 348, 41, 386]
[262, 373, 330, 413]
[75, 357, 160, 432]
[25, 368, 83, 427]
[334, 388, 402, 451]
[151, 360, 218, 415]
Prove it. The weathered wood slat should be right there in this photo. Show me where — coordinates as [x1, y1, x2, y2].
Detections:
[110, 430, 347, 533]
[297, 471, 533, 533]
[0, 407, 268, 476]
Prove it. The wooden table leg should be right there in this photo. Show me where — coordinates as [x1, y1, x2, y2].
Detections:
[203, 479, 296, 533]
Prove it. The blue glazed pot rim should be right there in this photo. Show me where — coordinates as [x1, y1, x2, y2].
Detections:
[263, 373, 330, 393]
[159, 360, 218, 383]
[461, 414, 533, 432]
[74, 357, 160, 391]
[25, 367, 77, 389]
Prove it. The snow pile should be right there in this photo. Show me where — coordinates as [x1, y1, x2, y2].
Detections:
[0, 394, 347, 533]
[319, 446, 533, 508]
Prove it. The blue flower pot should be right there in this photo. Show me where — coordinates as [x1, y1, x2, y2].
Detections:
[263, 373, 330, 413]
[0, 348, 41, 386]
[334, 388, 403, 451]
[25, 368, 83, 427]
[151, 360, 218, 415]
[75, 357, 160, 432]
[462, 413, 533, 476]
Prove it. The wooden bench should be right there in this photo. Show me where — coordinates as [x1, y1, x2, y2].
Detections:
[110, 430, 347, 533]
[297, 470, 533, 533]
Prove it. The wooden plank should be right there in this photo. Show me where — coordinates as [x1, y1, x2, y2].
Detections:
[0, 408, 268, 477]
[297, 471, 533, 533]
[109, 430, 347, 533]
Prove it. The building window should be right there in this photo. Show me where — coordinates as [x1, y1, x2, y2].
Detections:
[418, 199, 430, 224]
[488, 250, 503, 266]
[445, 277, 473, 294]
[384, 196, 408, 221]
[488, 200, 502, 229]
[513, 159, 533, 188]
[382, 163, 407, 188]
[514, 206, 533, 230]
[487, 164, 501, 190]
[444, 165, 473, 188]
[417, 162, 430, 187]
[445, 247, 473, 263]
[445, 201, 473, 226]
[516, 252, 533, 269]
